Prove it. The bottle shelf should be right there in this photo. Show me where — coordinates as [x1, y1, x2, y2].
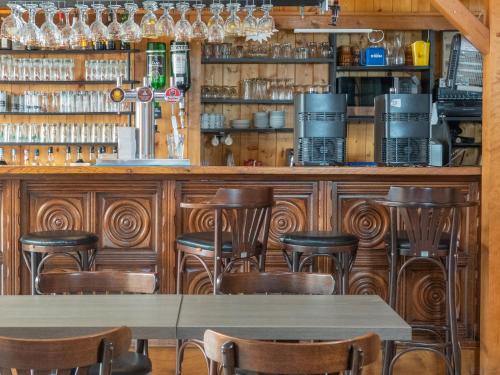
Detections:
[0, 49, 139, 55]
[201, 128, 293, 134]
[336, 65, 431, 72]
[0, 112, 132, 116]
[202, 57, 335, 64]
[0, 142, 117, 146]
[451, 143, 481, 148]
[201, 98, 293, 105]
[0, 80, 138, 85]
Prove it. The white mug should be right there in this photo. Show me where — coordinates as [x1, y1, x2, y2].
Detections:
[224, 134, 233, 146]
[211, 135, 220, 147]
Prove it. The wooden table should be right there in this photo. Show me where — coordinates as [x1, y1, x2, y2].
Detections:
[0, 294, 411, 341]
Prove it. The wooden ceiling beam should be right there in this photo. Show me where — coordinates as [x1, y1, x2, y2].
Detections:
[431, 0, 490, 53]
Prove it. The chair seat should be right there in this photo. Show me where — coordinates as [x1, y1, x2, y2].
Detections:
[20, 230, 99, 247]
[385, 232, 451, 256]
[89, 352, 152, 375]
[280, 231, 359, 248]
[176, 232, 234, 253]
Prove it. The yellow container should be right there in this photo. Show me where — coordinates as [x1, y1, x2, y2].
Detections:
[411, 41, 430, 66]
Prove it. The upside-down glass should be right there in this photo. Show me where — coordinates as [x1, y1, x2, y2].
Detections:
[1, 3, 24, 41]
[208, 3, 225, 43]
[174, 2, 192, 42]
[141, 1, 158, 38]
[257, 4, 275, 36]
[225, 3, 242, 37]
[60, 8, 73, 48]
[70, 4, 92, 49]
[156, 3, 175, 38]
[90, 4, 109, 49]
[107, 5, 122, 42]
[191, 3, 208, 40]
[40, 3, 62, 49]
[120, 3, 141, 43]
[20, 4, 42, 49]
[242, 4, 257, 37]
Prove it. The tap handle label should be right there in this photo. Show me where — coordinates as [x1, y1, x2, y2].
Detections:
[165, 87, 182, 103]
[137, 87, 154, 103]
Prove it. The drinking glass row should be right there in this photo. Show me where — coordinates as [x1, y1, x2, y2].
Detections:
[0, 122, 125, 144]
[84, 60, 128, 81]
[0, 90, 128, 113]
[202, 42, 334, 59]
[0, 57, 74, 81]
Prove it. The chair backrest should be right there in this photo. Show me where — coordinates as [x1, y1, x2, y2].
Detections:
[382, 186, 473, 257]
[217, 272, 335, 295]
[36, 271, 158, 295]
[204, 330, 380, 375]
[212, 188, 273, 259]
[0, 326, 131, 375]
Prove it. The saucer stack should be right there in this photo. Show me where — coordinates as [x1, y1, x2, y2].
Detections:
[269, 111, 285, 129]
[253, 112, 269, 128]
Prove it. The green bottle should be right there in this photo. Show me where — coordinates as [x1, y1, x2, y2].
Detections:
[147, 42, 167, 90]
[170, 41, 191, 92]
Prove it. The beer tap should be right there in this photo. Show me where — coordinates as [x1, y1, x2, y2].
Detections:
[329, 0, 340, 26]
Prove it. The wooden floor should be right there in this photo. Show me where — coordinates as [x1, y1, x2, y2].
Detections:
[149, 346, 479, 375]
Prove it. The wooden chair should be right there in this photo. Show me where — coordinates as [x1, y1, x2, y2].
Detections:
[176, 187, 273, 295]
[217, 271, 336, 295]
[374, 186, 478, 375]
[204, 329, 380, 375]
[0, 326, 131, 375]
[36, 271, 158, 375]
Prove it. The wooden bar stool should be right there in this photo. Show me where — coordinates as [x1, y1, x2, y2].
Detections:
[280, 231, 359, 295]
[375, 186, 477, 375]
[176, 187, 273, 295]
[20, 229, 98, 295]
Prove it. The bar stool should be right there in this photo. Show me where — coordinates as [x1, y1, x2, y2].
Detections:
[20, 230, 98, 295]
[375, 186, 477, 375]
[280, 231, 359, 295]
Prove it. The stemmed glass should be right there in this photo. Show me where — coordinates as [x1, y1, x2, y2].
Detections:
[191, 3, 208, 40]
[60, 8, 73, 49]
[120, 3, 142, 43]
[70, 4, 92, 49]
[257, 4, 275, 36]
[90, 4, 109, 50]
[242, 4, 257, 37]
[207, 3, 225, 43]
[225, 3, 242, 37]
[1, 3, 24, 42]
[174, 2, 192, 42]
[107, 5, 122, 45]
[141, 1, 158, 38]
[156, 3, 175, 38]
[40, 3, 62, 50]
[20, 4, 42, 49]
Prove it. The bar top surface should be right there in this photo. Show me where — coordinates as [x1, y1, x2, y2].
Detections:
[0, 165, 481, 177]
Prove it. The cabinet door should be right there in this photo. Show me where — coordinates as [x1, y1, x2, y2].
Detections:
[177, 181, 318, 294]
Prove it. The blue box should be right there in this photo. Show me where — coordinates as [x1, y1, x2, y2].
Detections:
[361, 47, 386, 66]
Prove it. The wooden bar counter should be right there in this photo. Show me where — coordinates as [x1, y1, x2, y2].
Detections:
[0, 165, 481, 347]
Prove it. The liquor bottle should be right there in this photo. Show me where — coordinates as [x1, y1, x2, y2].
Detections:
[11, 149, 17, 165]
[170, 41, 191, 92]
[64, 146, 72, 166]
[32, 149, 40, 166]
[23, 149, 30, 166]
[147, 42, 167, 90]
[112, 146, 118, 157]
[0, 148, 7, 165]
[98, 146, 106, 159]
[75, 146, 85, 163]
[89, 146, 95, 163]
[46, 147, 55, 166]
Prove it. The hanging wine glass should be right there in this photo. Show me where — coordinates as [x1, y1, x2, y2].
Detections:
[257, 4, 274, 36]
[20, 4, 43, 49]
[40, 3, 62, 50]
[191, 3, 208, 40]
[174, 2, 192, 42]
[207, 2, 224, 43]
[1, 3, 24, 42]
[242, 3, 257, 38]
[70, 4, 92, 49]
[107, 5, 122, 44]
[120, 3, 142, 43]
[156, 3, 175, 38]
[90, 4, 109, 50]
[141, 1, 158, 38]
[225, 3, 242, 37]
[60, 7, 73, 49]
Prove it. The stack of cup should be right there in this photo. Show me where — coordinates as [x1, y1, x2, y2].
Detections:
[253, 112, 269, 128]
[270, 111, 286, 128]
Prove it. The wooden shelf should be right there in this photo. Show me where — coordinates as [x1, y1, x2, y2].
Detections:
[202, 57, 335, 64]
[0, 112, 132, 116]
[442, 116, 482, 122]
[201, 98, 293, 105]
[0, 80, 138, 85]
[337, 65, 431, 72]
[452, 143, 482, 148]
[0, 142, 117, 146]
[201, 128, 293, 134]
[0, 49, 139, 55]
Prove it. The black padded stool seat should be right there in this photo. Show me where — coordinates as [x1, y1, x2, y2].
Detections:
[176, 232, 234, 253]
[89, 352, 152, 375]
[20, 230, 99, 247]
[385, 232, 450, 256]
[280, 231, 359, 248]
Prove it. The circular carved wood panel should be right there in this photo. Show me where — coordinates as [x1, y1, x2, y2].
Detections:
[36, 199, 83, 231]
[343, 200, 389, 249]
[103, 200, 150, 248]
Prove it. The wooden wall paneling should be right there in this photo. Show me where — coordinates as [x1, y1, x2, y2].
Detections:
[0, 180, 6, 295]
[355, 0, 375, 11]
[162, 180, 176, 293]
